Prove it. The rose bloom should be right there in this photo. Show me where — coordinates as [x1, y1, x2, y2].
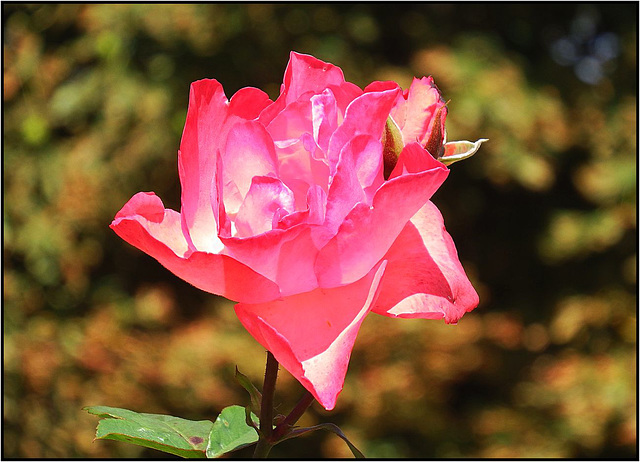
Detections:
[111, 52, 482, 410]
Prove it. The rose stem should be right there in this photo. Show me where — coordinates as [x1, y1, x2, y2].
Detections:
[272, 391, 315, 440]
[253, 350, 279, 458]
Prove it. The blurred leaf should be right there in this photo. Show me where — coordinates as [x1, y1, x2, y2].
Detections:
[84, 405, 211, 458]
[21, 113, 49, 146]
[49, 71, 102, 125]
[206, 405, 259, 458]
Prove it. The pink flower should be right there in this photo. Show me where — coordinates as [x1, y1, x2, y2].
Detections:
[111, 52, 481, 410]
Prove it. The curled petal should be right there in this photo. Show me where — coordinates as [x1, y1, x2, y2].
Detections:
[234, 262, 387, 410]
[222, 121, 279, 216]
[325, 82, 364, 121]
[392, 76, 446, 146]
[267, 101, 330, 203]
[235, 177, 295, 237]
[327, 87, 401, 172]
[110, 192, 281, 304]
[364, 80, 402, 94]
[267, 100, 313, 142]
[311, 89, 339, 155]
[282, 52, 349, 105]
[178, 79, 229, 253]
[373, 201, 479, 323]
[316, 161, 449, 288]
[272, 136, 330, 211]
[259, 52, 349, 126]
[389, 141, 446, 180]
[229, 87, 273, 119]
[324, 135, 382, 234]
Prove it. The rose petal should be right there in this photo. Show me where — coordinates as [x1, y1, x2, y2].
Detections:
[222, 120, 279, 216]
[364, 80, 402, 94]
[259, 52, 349, 126]
[389, 141, 446, 180]
[311, 88, 339, 155]
[327, 88, 401, 172]
[373, 201, 479, 323]
[267, 100, 330, 202]
[272, 137, 330, 209]
[229, 87, 273, 119]
[267, 99, 313, 142]
[392, 76, 446, 145]
[235, 177, 295, 237]
[316, 162, 449, 288]
[221, 225, 320, 297]
[323, 135, 382, 234]
[306, 184, 327, 226]
[282, 52, 348, 105]
[178, 79, 229, 253]
[234, 261, 387, 410]
[325, 82, 364, 121]
[110, 192, 281, 304]
[275, 183, 328, 230]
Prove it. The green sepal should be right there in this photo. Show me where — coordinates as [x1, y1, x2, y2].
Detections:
[439, 138, 488, 165]
[235, 367, 262, 415]
[382, 115, 405, 179]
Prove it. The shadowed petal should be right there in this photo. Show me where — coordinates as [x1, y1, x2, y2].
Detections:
[373, 201, 479, 323]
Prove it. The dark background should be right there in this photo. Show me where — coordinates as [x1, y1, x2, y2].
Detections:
[3, 3, 637, 458]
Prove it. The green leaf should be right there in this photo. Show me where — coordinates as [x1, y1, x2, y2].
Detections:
[279, 423, 365, 458]
[243, 404, 261, 433]
[84, 406, 212, 458]
[234, 367, 262, 415]
[440, 138, 488, 165]
[206, 405, 260, 458]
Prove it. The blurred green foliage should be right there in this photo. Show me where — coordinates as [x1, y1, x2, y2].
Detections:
[3, 3, 637, 458]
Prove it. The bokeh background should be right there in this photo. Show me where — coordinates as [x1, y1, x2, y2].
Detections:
[3, 3, 637, 459]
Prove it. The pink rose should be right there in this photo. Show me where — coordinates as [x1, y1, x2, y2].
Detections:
[111, 52, 480, 410]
